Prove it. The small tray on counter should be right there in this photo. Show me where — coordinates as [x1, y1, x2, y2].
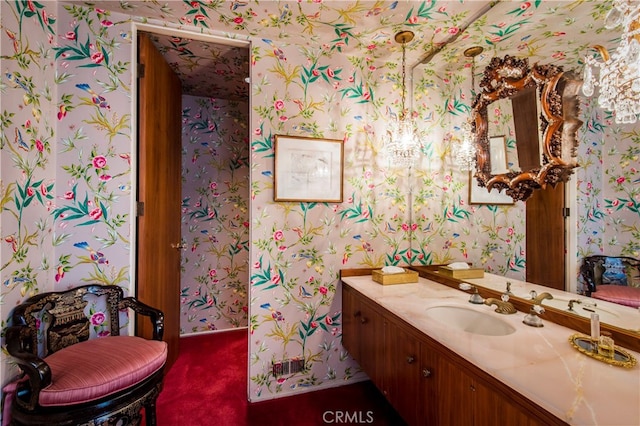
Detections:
[569, 333, 637, 368]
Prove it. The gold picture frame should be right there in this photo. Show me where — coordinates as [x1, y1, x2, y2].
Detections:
[274, 135, 344, 203]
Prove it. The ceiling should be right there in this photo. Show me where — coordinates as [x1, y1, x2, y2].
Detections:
[81, 1, 619, 100]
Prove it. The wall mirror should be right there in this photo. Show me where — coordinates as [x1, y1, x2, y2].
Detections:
[471, 55, 583, 202]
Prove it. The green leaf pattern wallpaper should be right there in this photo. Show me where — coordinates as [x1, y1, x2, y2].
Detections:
[1, 0, 638, 402]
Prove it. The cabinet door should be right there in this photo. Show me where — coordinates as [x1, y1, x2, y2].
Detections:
[473, 378, 546, 426]
[384, 319, 421, 425]
[341, 285, 360, 361]
[358, 297, 385, 389]
[419, 340, 437, 425]
[432, 348, 475, 426]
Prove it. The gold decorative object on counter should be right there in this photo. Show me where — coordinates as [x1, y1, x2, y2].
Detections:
[371, 269, 419, 285]
[438, 266, 484, 279]
[569, 333, 637, 368]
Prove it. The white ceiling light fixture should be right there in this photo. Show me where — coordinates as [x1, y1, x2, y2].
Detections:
[582, 0, 640, 124]
[386, 30, 422, 168]
[455, 46, 483, 171]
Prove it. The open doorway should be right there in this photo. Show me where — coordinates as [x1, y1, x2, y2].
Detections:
[135, 25, 250, 355]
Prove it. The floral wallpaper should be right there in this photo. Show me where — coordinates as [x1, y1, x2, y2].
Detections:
[180, 95, 249, 333]
[1, 0, 639, 408]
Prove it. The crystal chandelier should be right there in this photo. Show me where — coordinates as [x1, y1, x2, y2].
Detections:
[454, 46, 483, 171]
[455, 121, 476, 171]
[386, 31, 422, 168]
[582, 0, 640, 124]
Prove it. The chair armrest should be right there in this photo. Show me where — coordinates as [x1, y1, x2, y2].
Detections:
[119, 297, 165, 341]
[5, 325, 51, 410]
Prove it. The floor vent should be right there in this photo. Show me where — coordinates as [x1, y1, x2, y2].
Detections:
[272, 358, 305, 376]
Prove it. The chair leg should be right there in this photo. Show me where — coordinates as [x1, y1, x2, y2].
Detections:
[145, 401, 157, 426]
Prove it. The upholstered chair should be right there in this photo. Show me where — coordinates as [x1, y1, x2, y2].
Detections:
[4, 284, 167, 426]
[580, 255, 640, 308]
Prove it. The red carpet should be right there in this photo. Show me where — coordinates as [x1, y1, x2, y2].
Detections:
[154, 329, 406, 425]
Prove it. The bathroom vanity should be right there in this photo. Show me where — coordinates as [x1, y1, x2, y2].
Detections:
[341, 272, 640, 425]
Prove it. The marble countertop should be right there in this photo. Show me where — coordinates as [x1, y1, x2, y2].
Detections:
[341, 274, 640, 426]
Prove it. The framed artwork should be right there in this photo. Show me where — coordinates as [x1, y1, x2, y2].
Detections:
[469, 172, 514, 205]
[274, 135, 344, 202]
[489, 135, 509, 175]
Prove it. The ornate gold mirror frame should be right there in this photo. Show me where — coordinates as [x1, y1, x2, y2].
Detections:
[471, 55, 583, 201]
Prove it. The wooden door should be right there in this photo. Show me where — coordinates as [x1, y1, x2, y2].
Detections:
[136, 32, 182, 368]
[526, 182, 566, 290]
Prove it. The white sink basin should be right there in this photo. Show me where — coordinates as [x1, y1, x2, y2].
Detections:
[425, 305, 517, 336]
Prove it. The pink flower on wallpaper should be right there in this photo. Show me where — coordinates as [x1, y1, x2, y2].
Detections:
[319, 286, 328, 295]
[89, 208, 102, 220]
[35, 139, 43, 152]
[26, 187, 34, 197]
[616, 176, 625, 184]
[93, 155, 107, 169]
[408, 16, 418, 24]
[57, 105, 67, 120]
[274, 99, 284, 110]
[273, 230, 284, 241]
[209, 269, 217, 277]
[91, 52, 104, 64]
[55, 266, 65, 282]
[101, 20, 113, 27]
[233, 17, 244, 25]
[64, 191, 74, 200]
[325, 316, 333, 325]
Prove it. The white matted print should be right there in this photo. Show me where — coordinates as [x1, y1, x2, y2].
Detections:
[274, 135, 343, 202]
[469, 172, 514, 205]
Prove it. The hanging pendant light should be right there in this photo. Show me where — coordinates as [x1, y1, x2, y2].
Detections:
[582, 0, 640, 124]
[386, 30, 422, 168]
[455, 46, 483, 171]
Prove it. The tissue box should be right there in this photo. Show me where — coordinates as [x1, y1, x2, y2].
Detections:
[438, 266, 484, 279]
[372, 269, 419, 285]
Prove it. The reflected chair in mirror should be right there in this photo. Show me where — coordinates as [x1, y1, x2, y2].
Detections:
[4, 284, 167, 426]
[580, 255, 640, 308]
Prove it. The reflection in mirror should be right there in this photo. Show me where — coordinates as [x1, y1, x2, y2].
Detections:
[411, 265, 640, 353]
[471, 55, 583, 201]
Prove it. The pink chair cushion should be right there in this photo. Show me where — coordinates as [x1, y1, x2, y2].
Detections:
[40, 336, 167, 406]
[592, 285, 640, 308]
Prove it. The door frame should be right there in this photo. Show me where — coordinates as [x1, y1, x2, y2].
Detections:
[566, 176, 578, 293]
[129, 22, 251, 335]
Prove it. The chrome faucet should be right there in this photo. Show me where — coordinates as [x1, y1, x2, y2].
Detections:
[484, 297, 517, 314]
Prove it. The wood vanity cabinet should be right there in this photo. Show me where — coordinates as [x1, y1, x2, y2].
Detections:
[342, 284, 566, 426]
